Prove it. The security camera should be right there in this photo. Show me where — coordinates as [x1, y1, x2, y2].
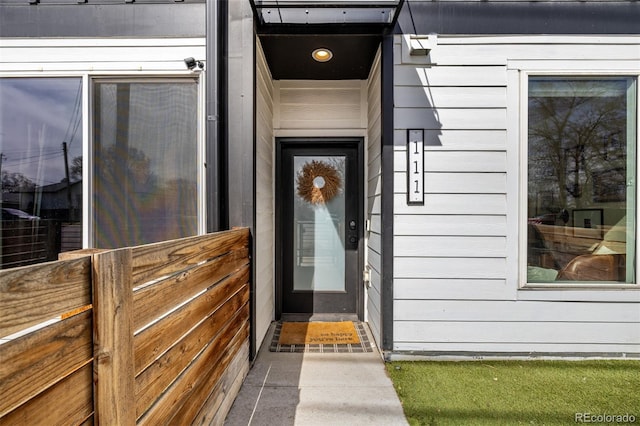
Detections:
[184, 57, 204, 71]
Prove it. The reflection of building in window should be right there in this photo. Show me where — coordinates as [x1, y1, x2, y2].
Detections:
[0, 77, 83, 269]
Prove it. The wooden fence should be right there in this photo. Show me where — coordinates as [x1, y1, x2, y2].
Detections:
[0, 228, 251, 425]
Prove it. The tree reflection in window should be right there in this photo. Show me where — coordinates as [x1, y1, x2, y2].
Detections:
[93, 80, 198, 248]
[527, 77, 636, 284]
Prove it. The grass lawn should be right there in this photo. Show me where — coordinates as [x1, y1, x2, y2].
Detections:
[387, 360, 640, 425]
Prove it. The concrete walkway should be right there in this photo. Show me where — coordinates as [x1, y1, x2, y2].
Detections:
[225, 323, 408, 426]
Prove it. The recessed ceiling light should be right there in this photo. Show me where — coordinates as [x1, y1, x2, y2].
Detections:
[312, 48, 333, 63]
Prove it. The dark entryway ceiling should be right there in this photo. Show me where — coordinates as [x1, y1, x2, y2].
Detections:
[259, 33, 381, 80]
[250, 1, 403, 80]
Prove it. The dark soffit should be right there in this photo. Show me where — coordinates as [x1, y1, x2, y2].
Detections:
[259, 33, 381, 80]
[0, 4, 205, 37]
[397, 1, 640, 35]
[250, 2, 403, 80]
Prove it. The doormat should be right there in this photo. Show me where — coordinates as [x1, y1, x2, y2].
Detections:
[269, 321, 373, 353]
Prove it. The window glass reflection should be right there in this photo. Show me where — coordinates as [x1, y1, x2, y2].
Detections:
[0, 78, 83, 269]
[93, 81, 198, 248]
[527, 77, 636, 283]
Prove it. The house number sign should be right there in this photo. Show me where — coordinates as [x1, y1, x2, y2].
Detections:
[407, 129, 424, 205]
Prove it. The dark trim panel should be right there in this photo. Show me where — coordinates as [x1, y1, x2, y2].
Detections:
[275, 141, 284, 320]
[256, 23, 394, 36]
[397, 1, 640, 35]
[206, 0, 222, 233]
[380, 34, 394, 352]
[224, 0, 255, 357]
[205, 0, 226, 232]
[0, 4, 205, 37]
[251, 24, 258, 360]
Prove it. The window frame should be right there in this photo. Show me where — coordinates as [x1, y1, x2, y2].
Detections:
[518, 70, 640, 290]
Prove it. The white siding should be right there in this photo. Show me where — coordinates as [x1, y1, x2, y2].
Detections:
[274, 80, 366, 131]
[255, 39, 275, 350]
[393, 34, 640, 356]
[366, 48, 383, 346]
[0, 38, 205, 73]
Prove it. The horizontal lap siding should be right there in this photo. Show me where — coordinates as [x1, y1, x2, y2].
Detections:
[367, 49, 383, 346]
[395, 215, 507, 236]
[394, 129, 506, 151]
[0, 38, 205, 73]
[394, 172, 507, 193]
[275, 80, 365, 130]
[394, 194, 506, 215]
[392, 34, 640, 355]
[396, 323, 640, 345]
[428, 43, 640, 67]
[395, 300, 640, 323]
[395, 236, 506, 257]
[395, 151, 507, 172]
[255, 40, 275, 350]
[394, 321, 640, 355]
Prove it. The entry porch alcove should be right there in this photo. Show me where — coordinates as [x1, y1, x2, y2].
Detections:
[248, 0, 402, 354]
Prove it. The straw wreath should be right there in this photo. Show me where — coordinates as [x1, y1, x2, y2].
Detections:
[296, 160, 342, 205]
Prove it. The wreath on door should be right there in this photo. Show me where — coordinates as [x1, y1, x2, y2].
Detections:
[296, 160, 342, 205]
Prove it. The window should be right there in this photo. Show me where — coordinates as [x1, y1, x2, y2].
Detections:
[93, 79, 199, 248]
[0, 76, 202, 269]
[526, 76, 637, 285]
[0, 77, 83, 269]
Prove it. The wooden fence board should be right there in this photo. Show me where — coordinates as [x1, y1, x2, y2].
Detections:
[133, 248, 249, 332]
[0, 310, 92, 417]
[170, 325, 250, 424]
[92, 248, 136, 426]
[130, 228, 249, 287]
[0, 363, 93, 426]
[196, 341, 251, 426]
[80, 416, 94, 426]
[134, 266, 250, 374]
[138, 314, 250, 425]
[0, 257, 91, 339]
[134, 285, 249, 417]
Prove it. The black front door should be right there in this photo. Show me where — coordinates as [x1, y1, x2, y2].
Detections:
[276, 138, 363, 318]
